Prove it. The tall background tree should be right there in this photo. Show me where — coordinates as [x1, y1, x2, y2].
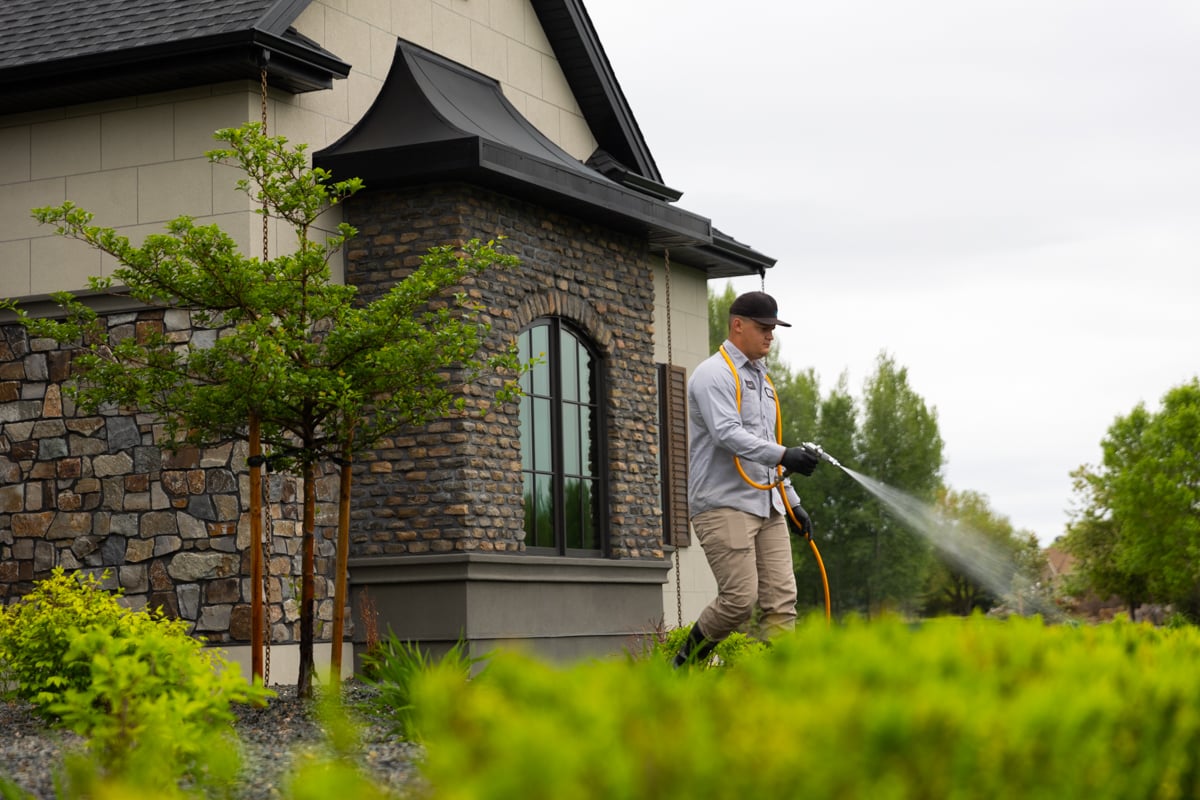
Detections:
[1063, 378, 1200, 619]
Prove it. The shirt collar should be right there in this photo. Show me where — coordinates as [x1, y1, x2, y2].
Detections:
[722, 340, 765, 373]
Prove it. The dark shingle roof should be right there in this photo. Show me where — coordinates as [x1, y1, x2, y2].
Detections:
[0, 0, 348, 111]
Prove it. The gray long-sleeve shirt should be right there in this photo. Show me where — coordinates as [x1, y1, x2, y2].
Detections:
[687, 340, 801, 518]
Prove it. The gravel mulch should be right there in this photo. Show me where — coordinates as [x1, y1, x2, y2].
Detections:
[0, 682, 425, 799]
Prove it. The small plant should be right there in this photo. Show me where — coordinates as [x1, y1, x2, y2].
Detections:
[360, 631, 486, 741]
[648, 626, 769, 668]
[0, 568, 130, 712]
[52, 618, 268, 794]
[0, 568, 271, 796]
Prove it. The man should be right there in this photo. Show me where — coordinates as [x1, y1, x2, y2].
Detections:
[673, 290, 820, 667]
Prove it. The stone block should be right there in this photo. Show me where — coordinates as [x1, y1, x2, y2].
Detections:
[34, 540, 55, 572]
[71, 535, 101, 559]
[125, 537, 155, 563]
[167, 551, 238, 581]
[153, 535, 183, 557]
[177, 583, 201, 619]
[37, 438, 68, 459]
[93, 452, 134, 477]
[229, 604, 253, 641]
[109, 513, 138, 537]
[149, 590, 180, 619]
[178, 513, 206, 540]
[100, 535, 126, 565]
[0, 484, 22, 513]
[13, 511, 53, 538]
[206, 577, 240, 604]
[106, 416, 141, 451]
[149, 559, 172, 591]
[133, 445, 161, 474]
[195, 604, 231, 632]
[139, 510, 178, 536]
[186, 494, 216, 521]
[119, 564, 148, 594]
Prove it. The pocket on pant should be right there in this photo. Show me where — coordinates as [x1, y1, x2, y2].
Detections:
[694, 509, 752, 552]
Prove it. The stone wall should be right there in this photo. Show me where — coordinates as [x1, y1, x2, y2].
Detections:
[344, 182, 666, 561]
[0, 313, 338, 645]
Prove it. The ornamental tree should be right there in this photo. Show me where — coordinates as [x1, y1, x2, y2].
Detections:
[5, 122, 522, 696]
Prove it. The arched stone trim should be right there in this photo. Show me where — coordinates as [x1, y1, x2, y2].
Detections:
[513, 289, 614, 353]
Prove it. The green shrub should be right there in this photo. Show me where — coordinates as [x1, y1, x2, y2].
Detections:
[361, 631, 486, 741]
[413, 615, 1200, 799]
[0, 568, 131, 711]
[0, 568, 271, 796]
[52, 618, 267, 795]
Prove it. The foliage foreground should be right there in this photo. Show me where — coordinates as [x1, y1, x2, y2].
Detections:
[415, 616, 1200, 800]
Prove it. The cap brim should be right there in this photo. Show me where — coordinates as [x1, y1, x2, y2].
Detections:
[749, 316, 791, 327]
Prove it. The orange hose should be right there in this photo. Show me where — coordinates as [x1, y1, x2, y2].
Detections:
[719, 343, 831, 622]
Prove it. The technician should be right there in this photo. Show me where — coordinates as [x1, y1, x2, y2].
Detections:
[673, 291, 820, 667]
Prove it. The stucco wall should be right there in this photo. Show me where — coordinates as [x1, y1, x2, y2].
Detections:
[651, 260, 718, 625]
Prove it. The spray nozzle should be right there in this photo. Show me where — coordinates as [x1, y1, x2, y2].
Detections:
[801, 441, 842, 469]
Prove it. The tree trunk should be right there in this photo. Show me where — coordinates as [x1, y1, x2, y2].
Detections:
[329, 452, 352, 685]
[297, 460, 317, 698]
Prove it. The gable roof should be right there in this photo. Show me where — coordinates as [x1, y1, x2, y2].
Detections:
[0, 0, 349, 110]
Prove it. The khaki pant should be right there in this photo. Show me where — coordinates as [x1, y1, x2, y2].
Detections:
[693, 507, 797, 641]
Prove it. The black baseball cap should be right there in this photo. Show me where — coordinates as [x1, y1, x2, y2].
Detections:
[729, 291, 791, 327]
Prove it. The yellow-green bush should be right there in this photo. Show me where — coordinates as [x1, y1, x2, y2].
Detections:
[0, 568, 270, 797]
[413, 616, 1200, 799]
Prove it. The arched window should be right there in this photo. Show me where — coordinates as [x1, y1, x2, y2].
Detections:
[518, 318, 606, 555]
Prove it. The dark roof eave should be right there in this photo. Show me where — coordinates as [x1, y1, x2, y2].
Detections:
[315, 137, 713, 247]
[666, 232, 777, 279]
[0, 29, 349, 114]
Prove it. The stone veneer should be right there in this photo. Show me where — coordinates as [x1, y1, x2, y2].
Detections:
[0, 312, 340, 645]
[345, 182, 666, 562]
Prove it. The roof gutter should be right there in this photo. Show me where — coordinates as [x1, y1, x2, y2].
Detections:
[0, 29, 349, 113]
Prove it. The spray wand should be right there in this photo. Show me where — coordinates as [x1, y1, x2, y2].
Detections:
[801, 441, 842, 470]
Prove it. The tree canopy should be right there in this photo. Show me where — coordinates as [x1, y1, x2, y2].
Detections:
[1063, 378, 1200, 618]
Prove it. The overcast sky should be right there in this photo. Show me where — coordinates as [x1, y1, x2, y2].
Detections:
[587, 1, 1200, 545]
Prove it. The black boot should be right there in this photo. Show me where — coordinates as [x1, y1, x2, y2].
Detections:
[672, 623, 718, 668]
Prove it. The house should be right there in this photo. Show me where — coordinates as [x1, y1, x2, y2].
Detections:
[0, 0, 776, 679]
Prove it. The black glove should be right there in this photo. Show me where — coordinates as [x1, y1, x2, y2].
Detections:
[781, 446, 820, 476]
[790, 504, 813, 540]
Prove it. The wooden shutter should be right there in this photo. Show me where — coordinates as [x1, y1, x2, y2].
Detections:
[658, 363, 690, 547]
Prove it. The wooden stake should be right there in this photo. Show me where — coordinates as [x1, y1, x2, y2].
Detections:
[249, 412, 264, 682]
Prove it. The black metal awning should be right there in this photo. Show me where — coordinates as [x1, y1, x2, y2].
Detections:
[314, 39, 773, 276]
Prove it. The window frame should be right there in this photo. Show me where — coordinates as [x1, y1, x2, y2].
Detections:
[518, 317, 608, 557]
